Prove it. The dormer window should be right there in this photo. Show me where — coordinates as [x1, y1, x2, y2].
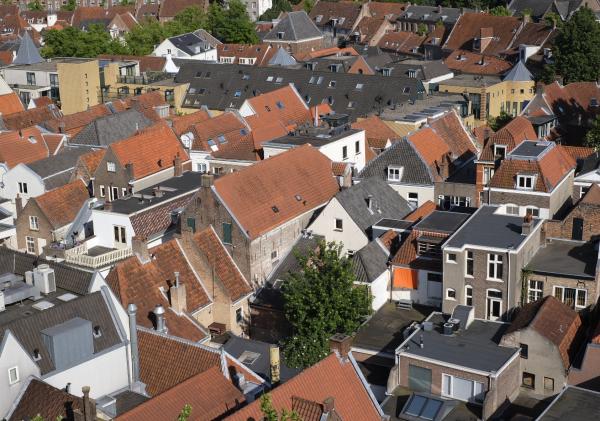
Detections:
[494, 144, 507, 159]
[517, 175, 535, 190]
[388, 166, 403, 181]
[107, 161, 116, 172]
[408, 69, 417, 78]
[277, 31, 284, 39]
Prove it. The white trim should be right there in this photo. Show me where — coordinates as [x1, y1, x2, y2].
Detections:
[401, 351, 492, 377]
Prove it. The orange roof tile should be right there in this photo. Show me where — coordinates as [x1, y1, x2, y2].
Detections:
[377, 31, 425, 54]
[41, 133, 65, 155]
[34, 180, 89, 229]
[352, 115, 397, 149]
[78, 149, 105, 175]
[109, 122, 189, 179]
[44, 103, 113, 136]
[33, 96, 54, 108]
[428, 110, 479, 156]
[368, 2, 406, 20]
[444, 49, 512, 75]
[404, 200, 436, 223]
[226, 353, 381, 421]
[0, 92, 24, 115]
[169, 110, 211, 136]
[480, 116, 537, 161]
[295, 46, 359, 61]
[0, 50, 13, 65]
[244, 85, 311, 130]
[392, 267, 418, 289]
[561, 145, 595, 161]
[217, 44, 275, 66]
[391, 230, 445, 272]
[190, 112, 248, 151]
[2, 105, 61, 131]
[214, 145, 339, 239]
[407, 127, 450, 167]
[0, 127, 49, 168]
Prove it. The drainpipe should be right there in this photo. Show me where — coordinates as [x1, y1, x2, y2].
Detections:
[128, 303, 140, 384]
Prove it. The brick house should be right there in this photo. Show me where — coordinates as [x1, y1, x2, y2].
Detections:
[442, 205, 544, 321]
[545, 183, 600, 242]
[309, 1, 365, 39]
[500, 296, 583, 397]
[92, 122, 190, 201]
[389, 307, 521, 420]
[182, 145, 339, 285]
[263, 11, 325, 55]
[15, 180, 90, 255]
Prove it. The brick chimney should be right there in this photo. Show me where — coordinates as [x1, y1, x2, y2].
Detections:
[132, 235, 150, 264]
[81, 386, 96, 421]
[323, 397, 335, 414]
[15, 194, 23, 216]
[521, 213, 533, 236]
[173, 153, 183, 177]
[329, 333, 352, 357]
[201, 173, 214, 188]
[169, 271, 187, 314]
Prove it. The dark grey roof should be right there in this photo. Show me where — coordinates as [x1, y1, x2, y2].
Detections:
[508, 0, 554, 18]
[268, 47, 297, 67]
[265, 128, 361, 148]
[352, 239, 389, 284]
[336, 178, 412, 233]
[264, 11, 322, 42]
[509, 140, 552, 160]
[398, 5, 465, 24]
[69, 109, 153, 148]
[0, 290, 124, 375]
[578, 151, 600, 176]
[403, 313, 518, 372]
[384, 60, 452, 81]
[538, 386, 600, 420]
[0, 247, 95, 295]
[169, 32, 213, 56]
[175, 62, 425, 120]
[26, 147, 90, 179]
[267, 234, 322, 285]
[12, 31, 43, 66]
[527, 239, 597, 279]
[414, 211, 470, 234]
[222, 334, 300, 383]
[445, 206, 543, 250]
[503, 60, 533, 82]
[359, 139, 433, 186]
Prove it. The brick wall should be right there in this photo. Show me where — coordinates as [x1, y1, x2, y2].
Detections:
[489, 190, 550, 210]
[544, 202, 600, 242]
[92, 148, 131, 200]
[527, 273, 598, 310]
[15, 200, 53, 255]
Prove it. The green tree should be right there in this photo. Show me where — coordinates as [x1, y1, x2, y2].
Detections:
[282, 241, 372, 369]
[61, 0, 76, 11]
[260, 394, 300, 421]
[172, 5, 207, 33]
[303, 0, 314, 14]
[125, 19, 168, 55]
[28, 0, 43, 10]
[544, 12, 561, 28]
[416, 23, 428, 36]
[42, 25, 128, 58]
[585, 114, 600, 149]
[489, 5, 511, 16]
[553, 7, 600, 83]
[260, 0, 292, 21]
[488, 111, 513, 131]
[537, 63, 557, 85]
[208, 0, 259, 44]
[177, 404, 192, 421]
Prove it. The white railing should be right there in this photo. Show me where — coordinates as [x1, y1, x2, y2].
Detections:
[64, 242, 88, 258]
[65, 247, 132, 268]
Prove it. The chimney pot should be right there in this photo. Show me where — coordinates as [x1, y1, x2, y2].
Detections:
[329, 333, 352, 358]
[521, 213, 534, 235]
[169, 274, 187, 315]
[201, 173, 214, 188]
[153, 304, 167, 333]
[127, 303, 140, 384]
[323, 397, 335, 413]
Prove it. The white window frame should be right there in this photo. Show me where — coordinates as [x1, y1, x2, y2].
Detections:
[494, 144, 506, 158]
[487, 253, 503, 281]
[528, 280, 543, 303]
[387, 166, 403, 181]
[446, 253, 457, 263]
[408, 192, 418, 208]
[29, 216, 39, 231]
[446, 288, 456, 300]
[114, 225, 127, 244]
[506, 204, 519, 215]
[553, 286, 587, 309]
[465, 285, 473, 306]
[525, 207, 540, 217]
[334, 218, 343, 231]
[8, 366, 19, 385]
[486, 288, 503, 321]
[25, 236, 35, 253]
[483, 167, 494, 185]
[441, 373, 484, 403]
[121, 188, 127, 197]
[516, 175, 535, 190]
[107, 161, 116, 172]
[465, 251, 474, 277]
[99, 185, 105, 198]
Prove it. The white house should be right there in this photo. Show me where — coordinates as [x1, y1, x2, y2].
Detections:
[152, 30, 220, 61]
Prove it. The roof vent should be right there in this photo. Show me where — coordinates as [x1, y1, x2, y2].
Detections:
[272, 206, 279, 213]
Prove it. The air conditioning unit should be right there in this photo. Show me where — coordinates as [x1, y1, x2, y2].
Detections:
[33, 265, 56, 295]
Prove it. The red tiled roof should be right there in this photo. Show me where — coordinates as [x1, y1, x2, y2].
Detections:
[41, 133, 65, 155]
[367, 2, 406, 20]
[8, 379, 84, 421]
[355, 16, 387, 43]
[0, 92, 25, 115]
[309, 1, 363, 31]
[130, 193, 195, 238]
[44, 103, 114, 136]
[407, 127, 450, 167]
[508, 22, 553, 54]
[352, 115, 397, 150]
[473, 125, 493, 143]
[169, 109, 211, 136]
[78, 149, 105, 175]
[225, 352, 381, 421]
[0, 127, 49, 168]
[217, 44, 275, 66]
[34, 180, 89, 229]
[542, 81, 600, 117]
[331, 161, 351, 177]
[391, 229, 445, 272]
[444, 49, 512, 75]
[2, 105, 60, 131]
[580, 183, 600, 206]
[106, 238, 210, 342]
[0, 50, 13, 65]
[159, 0, 208, 18]
[189, 112, 248, 151]
[116, 366, 244, 421]
[404, 200, 436, 223]
[212, 133, 261, 162]
[243, 85, 310, 130]
[377, 31, 425, 54]
[213, 145, 339, 239]
[561, 145, 595, 161]
[72, 6, 135, 28]
[109, 122, 189, 179]
[33, 96, 54, 108]
[479, 116, 537, 161]
[295, 46, 359, 61]
[427, 110, 479, 157]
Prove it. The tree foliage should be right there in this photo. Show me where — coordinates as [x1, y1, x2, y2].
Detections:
[42, 25, 128, 58]
[488, 111, 513, 131]
[553, 7, 600, 84]
[177, 404, 192, 421]
[61, 0, 76, 11]
[489, 5, 510, 16]
[208, 0, 259, 44]
[282, 241, 372, 369]
[260, 394, 301, 421]
[28, 0, 42, 10]
[260, 0, 292, 21]
[585, 114, 600, 149]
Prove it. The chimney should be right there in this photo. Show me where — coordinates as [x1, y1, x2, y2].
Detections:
[59, 121, 65, 133]
[323, 397, 335, 414]
[132, 235, 150, 264]
[127, 303, 140, 384]
[125, 162, 135, 180]
[269, 344, 281, 384]
[521, 213, 533, 236]
[18, 129, 22, 139]
[169, 272, 187, 315]
[153, 304, 167, 333]
[82, 386, 96, 421]
[437, 4, 442, 13]
[15, 194, 23, 216]
[329, 333, 352, 358]
[201, 173, 214, 188]
[173, 153, 183, 177]
[367, 195, 373, 211]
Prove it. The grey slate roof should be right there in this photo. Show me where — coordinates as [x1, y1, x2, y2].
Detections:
[445, 205, 543, 250]
[414, 211, 470, 234]
[538, 386, 600, 420]
[526, 239, 597, 279]
[358, 139, 434, 186]
[69, 109, 153, 148]
[385, 60, 452, 81]
[169, 32, 213, 56]
[352, 239, 389, 284]
[0, 290, 124, 375]
[508, 0, 581, 20]
[503, 60, 533, 82]
[268, 47, 297, 67]
[264, 11, 323, 42]
[26, 147, 90, 179]
[12, 31, 43, 66]
[176, 62, 424, 120]
[398, 5, 465, 25]
[336, 177, 413, 233]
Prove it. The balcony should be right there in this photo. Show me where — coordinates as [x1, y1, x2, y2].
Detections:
[61, 237, 132, 269]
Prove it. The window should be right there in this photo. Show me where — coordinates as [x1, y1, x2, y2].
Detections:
[223, 222, 232, 244]
[99, 185, 105, 198]
[446, 253, 457, 263]
[26, 72, 36, 85]
[328, 80, 336, 88]
[465, 251, 474, 277]
[494, 145, 506, 159]
[487, 253, 503, 280]
[465, 285, 473, 306]
[446, 288, 456, 300]
[520, 343, 528, 359]
[342, 146, 348, 160]
[417, 241, 441, 257]
[29, 216, 39, 231]
[186, 217, 196, 233]
[487, 289, 503, 321]
[522, 372, 535, 389]
[388, 166, 403, 181]
[355, 83, 364, 90]
[271, 250, 278, 260]
[525, 207, 539, 217]
[8, 366, 19, 385]
[107, 161, 116, 172]
[334, 218, 343, 231]
[236, 308, 243, 324]
[18, 182, 28, 194]
[517, 175, 534, 190]
[408, 192, 418, 208]
[506, 204, 519, 215]
[544, 377, 554, 392]
[121, 188, 127, 197]
[113, 226, 126, 244]
[111, 186, 119, 201]
[49, 73, 58, 87]
[554, 286, 587, 309]
[580, 186, 590, 198]
[234, 91, 241, 98]
[442, 374, 484, 403]
[26, 236, 35, 254]
[483, 167, 494, 185]
[528, 280, 543, 302]
[355, 140, 360, 154]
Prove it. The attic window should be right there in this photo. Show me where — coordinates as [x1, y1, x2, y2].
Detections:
[242, 74, 250, 80]
[329, 80, 336, 88]
[275, 77, 284, 83]
[204, 72, 211, 78]
[403, 87, 411, 94]
[234, 91, 242, 98]
[217, 135, 227, 144]
[266, 76, 274, 82]
[27, 136, 37, 144]
[276, 101, 284, 109]
[277, 31, 284, 39]
[309, 76, 317, 84]
[195, 71, 202, 78]
[516, 175, 535, 190]
[592, 98, 599, 107]
[271, 206, 279, 213]
[295, 194, 302, 201]
[199, 88, 206, 95]
[408, 69, 417, 78]
[315, 15, 323, 23]
[338, 17, 345, 25]
[93, 326, 102, 338]
[239, 350, 261, 365]
[355, 83, 364, 90]
[494, 144, 506, 158]
[388, 166, 403, 181]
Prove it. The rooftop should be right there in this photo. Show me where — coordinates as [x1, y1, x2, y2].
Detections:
[413, 210, 470, 234]
[509, 140, 553, 160]
[527, 239, 597, 280]
[400, 313, 518, 373]
[445, 206, 542, 250]
[538, 386, 600, 420]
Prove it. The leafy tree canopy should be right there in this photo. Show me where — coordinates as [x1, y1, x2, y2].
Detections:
[260, 0, 292, 21]
[489, 5, 510, 16]
[260, 394, 301, 421]
[42, 25, 128, 58]
[208, 0, 259, 44]
[28, 0, 42, 10]
[585, 114, 600, 150]
[282, 241, 372, 369]
[488, 111, 513, 131]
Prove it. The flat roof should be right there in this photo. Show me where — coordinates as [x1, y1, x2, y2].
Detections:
[414, 211, 470, 234]
[445, 206, 542, 250]
[265, 129, 360, 148]
[373, 218, 414, 231]
[108, 171, 200, 215]
[527, 239, 597, 279]
[509, 140, 552, 161]
[7, 57, 94, 72]
[538, 386, 600, 420]
[401, 313, 518, 373]
[439, 74, 502, 88]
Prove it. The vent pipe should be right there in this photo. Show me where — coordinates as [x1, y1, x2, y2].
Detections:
[127, 303, 140, 384]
